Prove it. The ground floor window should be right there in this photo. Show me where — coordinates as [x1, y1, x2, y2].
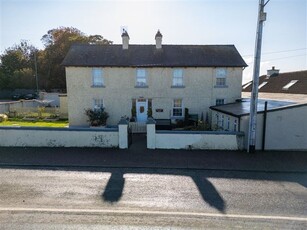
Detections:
[216, 99, 225, 106]
[172, 99, 183, 117]
[93, 98, 104, 110]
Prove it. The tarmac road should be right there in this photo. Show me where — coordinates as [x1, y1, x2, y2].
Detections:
[0, 167, 306, 229]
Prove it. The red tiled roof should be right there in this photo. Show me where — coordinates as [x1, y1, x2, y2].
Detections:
[242, 70, 307, 94]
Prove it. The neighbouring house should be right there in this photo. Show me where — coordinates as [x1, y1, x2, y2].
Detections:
[62, 30, 247, 126]
[210, 98, 307, 150]
[242, 68, 307, 103]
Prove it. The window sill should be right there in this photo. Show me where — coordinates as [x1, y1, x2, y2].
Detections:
[214, 85, 228, 88]
[171, 116, 184, 119]
[91, 85, 105, 88]
[135, 85, 149, 88]
[171, 85, 185, 88]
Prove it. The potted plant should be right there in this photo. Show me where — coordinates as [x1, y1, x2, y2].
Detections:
[85, 108, 109, 127]
[130, 105, 136, 122]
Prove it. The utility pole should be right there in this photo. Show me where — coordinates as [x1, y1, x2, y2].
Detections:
[34, 51, 39, 95]
[247, 0, 270, 153]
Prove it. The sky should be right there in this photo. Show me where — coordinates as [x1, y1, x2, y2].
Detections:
[0, 0, 306, 83]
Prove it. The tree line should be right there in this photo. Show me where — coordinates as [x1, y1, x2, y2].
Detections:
[0, 27, 112, 91]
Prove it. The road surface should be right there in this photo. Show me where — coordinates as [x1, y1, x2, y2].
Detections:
[0, 167, 306, 229]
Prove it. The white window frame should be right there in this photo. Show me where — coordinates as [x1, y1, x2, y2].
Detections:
[172, 99, 183, 117]
[227, 117, 230, 130]
[234, 119, 237, 131]
[136, 68, 147, 87]
[93, 98, 104, 111]
[92, 68, 104, 87]
[172, 69, 184, 87]
[216, 99, 225, 106]
[215, 68, 227, 87]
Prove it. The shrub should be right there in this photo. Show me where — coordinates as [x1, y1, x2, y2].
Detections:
[85, 108, 109, 127]
[0, 114, 8, 122]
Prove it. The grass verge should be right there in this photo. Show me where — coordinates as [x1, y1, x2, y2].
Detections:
[0, 119, 69, 128]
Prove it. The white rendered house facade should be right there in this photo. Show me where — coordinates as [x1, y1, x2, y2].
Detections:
[62, 31, 247, 126]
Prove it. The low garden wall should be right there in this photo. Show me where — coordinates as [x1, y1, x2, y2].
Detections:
[0, 127, 119, 148]
[147, 120, 244, 150]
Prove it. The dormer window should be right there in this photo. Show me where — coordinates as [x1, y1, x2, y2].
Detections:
[282, 80, 298, 90]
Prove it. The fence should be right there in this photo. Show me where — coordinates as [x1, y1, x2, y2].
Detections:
[0, 100, 67, 119]
[0, 100, 39, 114]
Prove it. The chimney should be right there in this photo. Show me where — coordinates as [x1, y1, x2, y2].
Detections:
[267, 66, 280, 77]
[121, 29, 129, 50]
[155, 30, 162, 49]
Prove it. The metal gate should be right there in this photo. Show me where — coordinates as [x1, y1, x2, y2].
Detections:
[129, 122, 147, 134]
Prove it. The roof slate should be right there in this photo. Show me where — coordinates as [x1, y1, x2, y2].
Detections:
[242, 70, 307, 94]
[62, 44, 247, 68]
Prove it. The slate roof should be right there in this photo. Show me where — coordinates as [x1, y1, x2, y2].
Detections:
[62, 44, 247, 68]
[210, 98, 298, 117]
[242, 70, 307, 94]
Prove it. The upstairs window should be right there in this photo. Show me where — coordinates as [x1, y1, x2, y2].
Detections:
[215, 68, 227, 87]
[92, 68, 104, 87]
[172, 69, 184, 87]
[136, 69, 147, 87]
[172, 99, 183, 117]
[93, 98, 104, 110]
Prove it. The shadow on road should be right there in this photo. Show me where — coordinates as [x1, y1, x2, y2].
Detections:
[102, 171, 125, 203]
[100, 168, 226, 212]
[1, 166, 306, 213]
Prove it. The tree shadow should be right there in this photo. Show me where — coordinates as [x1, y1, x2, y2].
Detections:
[102, 171, 125, 203]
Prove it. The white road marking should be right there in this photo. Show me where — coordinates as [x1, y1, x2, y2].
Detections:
[0, 207, 306, 222]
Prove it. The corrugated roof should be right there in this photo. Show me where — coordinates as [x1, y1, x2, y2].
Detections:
[62, 44, 247, 68]
[242, 70, 307, 94]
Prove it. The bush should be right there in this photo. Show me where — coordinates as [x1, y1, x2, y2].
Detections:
[0, 114, 8, 122]
[85, 108, 109, 127]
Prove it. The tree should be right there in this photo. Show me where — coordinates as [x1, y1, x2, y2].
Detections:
[0, 40, 37, 89]
[0, 27, 112, 90]
[40, 27, 112, 90]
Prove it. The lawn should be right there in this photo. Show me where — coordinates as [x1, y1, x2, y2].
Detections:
[0, 119, 69, 128]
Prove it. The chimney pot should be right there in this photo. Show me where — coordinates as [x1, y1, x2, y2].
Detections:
[155, 30, 162, 49]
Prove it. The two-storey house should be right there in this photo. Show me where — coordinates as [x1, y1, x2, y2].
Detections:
[62, 31, 247, 126]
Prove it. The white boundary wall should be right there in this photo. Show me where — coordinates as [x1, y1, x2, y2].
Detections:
[147, 121, 244, 150]
[0, 127, 120, 148]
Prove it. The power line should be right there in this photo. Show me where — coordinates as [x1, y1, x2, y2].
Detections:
[242, 48, 307, 57]
[245, 53, 306, 64]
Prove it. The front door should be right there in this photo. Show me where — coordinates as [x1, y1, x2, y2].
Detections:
[136, 99, 148, 122]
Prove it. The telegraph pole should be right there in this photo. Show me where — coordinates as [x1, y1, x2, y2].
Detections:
[34, 51, 39, 94]
[247, 0, 270, 153]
